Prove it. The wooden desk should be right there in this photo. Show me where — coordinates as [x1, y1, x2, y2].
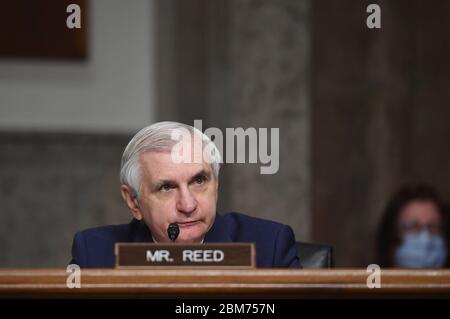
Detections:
[1, 268, 449, 298]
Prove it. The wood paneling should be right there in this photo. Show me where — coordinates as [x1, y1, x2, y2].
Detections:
[0, 268, 449, 298]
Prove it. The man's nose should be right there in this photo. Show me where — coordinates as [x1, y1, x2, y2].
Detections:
[176, 187, 197, 214]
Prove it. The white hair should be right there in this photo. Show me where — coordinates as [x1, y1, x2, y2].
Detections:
[120, 121, 221, 198]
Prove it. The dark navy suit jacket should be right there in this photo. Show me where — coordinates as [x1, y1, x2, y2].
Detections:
[70, 212, 300, 268]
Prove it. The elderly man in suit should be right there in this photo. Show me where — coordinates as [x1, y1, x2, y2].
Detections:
[70, 121, 300, 268]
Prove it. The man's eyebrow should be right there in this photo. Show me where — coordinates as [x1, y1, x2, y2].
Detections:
[189, 169, 211, 182]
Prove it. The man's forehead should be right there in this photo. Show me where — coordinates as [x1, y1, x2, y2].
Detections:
[139, 151, 212, 180]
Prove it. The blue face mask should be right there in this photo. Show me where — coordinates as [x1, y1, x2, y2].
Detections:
[395, 230, 447, 268]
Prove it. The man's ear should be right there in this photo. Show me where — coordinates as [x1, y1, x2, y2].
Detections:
[120, 185, 143, 220]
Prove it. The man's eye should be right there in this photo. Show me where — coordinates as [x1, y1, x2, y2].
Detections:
[159, 184, 172, 192]
[194, 176, 206, 184]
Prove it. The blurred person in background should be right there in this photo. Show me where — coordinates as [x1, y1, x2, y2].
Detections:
[376, 184, 449, 268]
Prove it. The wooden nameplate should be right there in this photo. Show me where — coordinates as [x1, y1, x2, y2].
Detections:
[115, 243, 255, 268]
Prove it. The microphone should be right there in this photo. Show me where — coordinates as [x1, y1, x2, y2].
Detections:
[167, 223, 179, 242]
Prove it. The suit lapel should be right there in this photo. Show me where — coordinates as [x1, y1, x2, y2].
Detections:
[204, 214, 232, 243]
[131, 219, 154, 243]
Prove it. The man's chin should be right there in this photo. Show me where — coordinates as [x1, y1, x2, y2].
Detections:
[162, 218, 213, 243]
[177, 238, 201, 243]
[177, 226, 206, 243]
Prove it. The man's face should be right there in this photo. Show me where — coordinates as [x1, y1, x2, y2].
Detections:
[134, 150, 219, 243]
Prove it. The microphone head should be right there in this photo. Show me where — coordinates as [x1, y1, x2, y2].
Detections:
[167, 223, 179, 242]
